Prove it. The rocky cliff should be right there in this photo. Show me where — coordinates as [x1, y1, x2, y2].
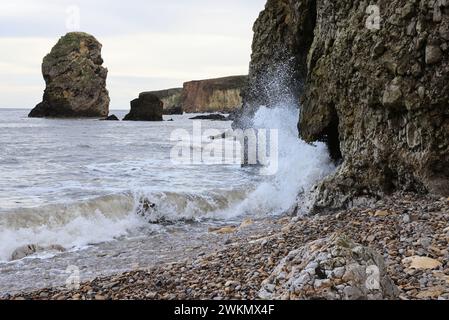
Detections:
[237, 0, 449, 210]
[181, 76, 247, 113]
[142, 88, 183, 114]
[29, 32, 110, 118]
[123, 93, 163, 121]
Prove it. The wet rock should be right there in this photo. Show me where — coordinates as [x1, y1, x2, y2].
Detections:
[123, 93, 163, 121]
[136, 198, 156, 217]
[11, 244, 66, 261]
[29, 32, 109, 118]
[209, 226, 238, 235]
[101, 114, 119, 121]
[189, 114, 228, 121]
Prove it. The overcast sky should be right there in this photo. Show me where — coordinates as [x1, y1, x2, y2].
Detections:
[0, 0, 266, 109]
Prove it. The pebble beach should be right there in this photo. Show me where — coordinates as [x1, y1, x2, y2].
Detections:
[6, 193, 448, 301]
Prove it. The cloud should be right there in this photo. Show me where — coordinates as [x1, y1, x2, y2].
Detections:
[0, 0, 265, 37]
[101, 32, 251, 79]
[0, 0, 266, 109]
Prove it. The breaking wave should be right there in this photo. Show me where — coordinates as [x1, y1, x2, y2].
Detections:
[0, 103, 335, 262]
[0, 195, 140, 262]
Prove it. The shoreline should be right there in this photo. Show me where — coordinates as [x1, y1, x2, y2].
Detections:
[6, 193, 449, 300]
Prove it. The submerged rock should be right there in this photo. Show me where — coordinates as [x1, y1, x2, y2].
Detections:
[101, 114, 119, 121]
[136, 198, 156, 217]
[189, 114, 228, 121]
[123, 93, 163, 121]
[11, 244, 66, 261]
[29, 32, 110, 118]
[259, 233, 399, 300]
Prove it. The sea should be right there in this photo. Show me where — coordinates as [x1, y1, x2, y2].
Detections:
[0, 105, 335, 295]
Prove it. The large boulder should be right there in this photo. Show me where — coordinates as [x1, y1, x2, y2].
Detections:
[142, 88, 183, 115]
[123, 93, 163, 121]
[11, 244, 66, 261]
[29, 32, 110, 118]
[259, 234, 399, 300]
[235, 0, 449, 209]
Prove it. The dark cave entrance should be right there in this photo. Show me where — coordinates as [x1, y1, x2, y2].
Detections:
[323, 106, 343, 163]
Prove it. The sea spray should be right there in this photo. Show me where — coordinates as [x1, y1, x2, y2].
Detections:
[209, 104, 335, 219]
[0, 102, 335, 262]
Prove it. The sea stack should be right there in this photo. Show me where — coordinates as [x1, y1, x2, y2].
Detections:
[142, 88, 183, 115]
[123, 93, 163, 121]
[29, 32, 110, 118]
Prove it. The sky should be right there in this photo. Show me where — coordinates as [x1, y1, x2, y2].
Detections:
[0, 0, 266, 109]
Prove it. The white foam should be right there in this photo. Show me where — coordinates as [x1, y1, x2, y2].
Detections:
[0, 102, 335, 262]
[210, 103, 335, 219]
[0, 195, 144, 262]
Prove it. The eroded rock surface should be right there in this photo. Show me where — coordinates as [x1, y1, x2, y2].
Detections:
[142, 88, 183, 115]
[236, 0, 449, 209]
[259, 233, 399, 300]
[123, 93, 163, 121]
[29, 32, 110, 118]
[181, 76, 247, 113]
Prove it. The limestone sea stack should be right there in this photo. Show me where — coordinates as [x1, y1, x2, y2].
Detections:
[181, 76, 247, 113]
[123, 93, 163, 121]
[29, 32, 110, 118]
[142, 88, 183, 115]
[235, 0, 449, 209]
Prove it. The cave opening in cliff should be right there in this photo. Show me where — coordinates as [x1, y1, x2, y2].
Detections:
[324, 107, 343, 163]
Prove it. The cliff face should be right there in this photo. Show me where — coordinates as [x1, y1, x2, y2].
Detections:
[29, 32, 110, 118]
[233, 0, 316, 129]
[238, 0, 449, 209]
[142, 88, 183, 114]
[181, 76, 247, 113]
